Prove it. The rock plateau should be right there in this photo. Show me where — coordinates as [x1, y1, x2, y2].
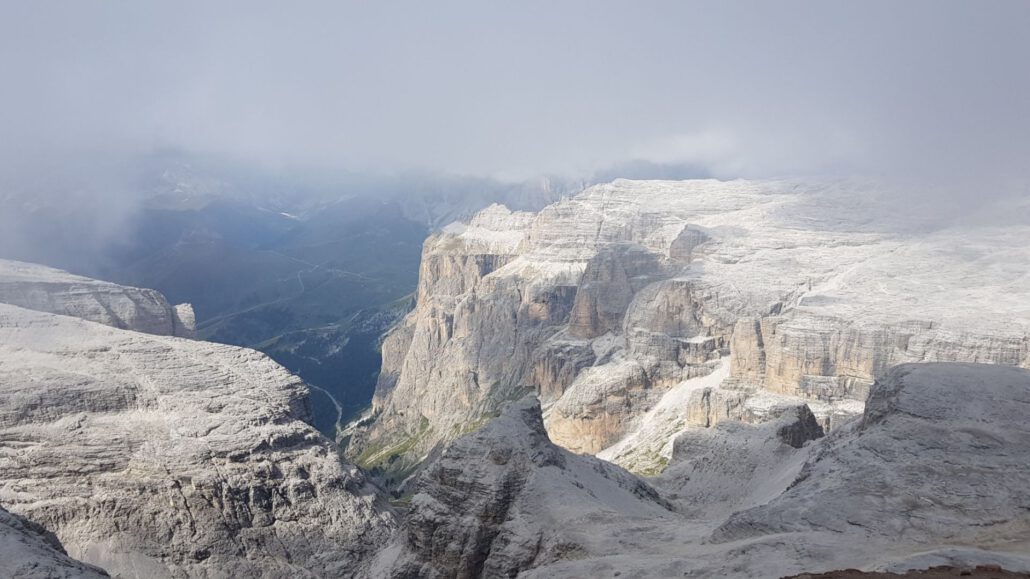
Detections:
[0, 262, 394, 577]
[347, 179, 1030, 478]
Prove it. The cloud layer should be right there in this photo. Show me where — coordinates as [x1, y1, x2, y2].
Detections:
[2, 1, 1029, 189]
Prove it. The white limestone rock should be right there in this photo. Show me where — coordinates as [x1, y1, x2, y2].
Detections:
[715, 363, 1030, 546]
[0, 302, 394, 577]
[0, 259, 195, 338]
[370, 397, 673, 578]
[655, 403, 823, 517]
[348, 179, 1030, 476]
[528, 363, 1030, 577]
[0, 506, 109, 578]
[369, 363, 1030, 577]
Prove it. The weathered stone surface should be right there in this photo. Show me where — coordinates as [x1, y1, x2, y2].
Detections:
[349, 179, 1030, 477]
[668, 225, 710, 262]
[715, 363, 1030, 547]
[0, 259, 195, 338]
[0, 506, 109, 578]
[0, 300, 394, 577]
[368, 363, 1030, 578]
[656, 403, 823, 517]
[782, 566, 1029, 578]
[370, 397, 671, 579]
[568, 246, 663, 339]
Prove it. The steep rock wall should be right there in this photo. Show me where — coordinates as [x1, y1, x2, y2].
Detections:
[347, 180, 1030, 476]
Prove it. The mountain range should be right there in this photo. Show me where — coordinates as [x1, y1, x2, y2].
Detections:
[1, 178, 1028, 577]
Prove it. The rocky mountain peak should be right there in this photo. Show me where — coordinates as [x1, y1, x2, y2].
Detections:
[346, 179, 1030, 482]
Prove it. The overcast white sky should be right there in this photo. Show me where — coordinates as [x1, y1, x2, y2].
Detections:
[2, 1, 1029, 188]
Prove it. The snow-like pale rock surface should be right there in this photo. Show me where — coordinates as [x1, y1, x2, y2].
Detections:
[370, 397, 675, 578]
[715, 363, 1030, 548]
[381, 363, 1030, 578]
[0, 259, 196, 338]
[0, 271, 395, 576]
[348, 178, 1030, 478]
[596, 357, 731, 472]
[0, 506, 109, 578]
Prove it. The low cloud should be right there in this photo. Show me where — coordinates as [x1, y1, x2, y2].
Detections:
[0, 1, 1028, 202]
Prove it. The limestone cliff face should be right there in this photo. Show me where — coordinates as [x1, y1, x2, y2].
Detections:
[370, 398, 671, 579]
[348, 179, 1030, 476]
[0, 276, 394, 576]
[730, 315, 1030, 402]
[0, 259, 196, 338]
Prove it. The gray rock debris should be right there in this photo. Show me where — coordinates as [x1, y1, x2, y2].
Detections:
[348, 179, 1030, 478]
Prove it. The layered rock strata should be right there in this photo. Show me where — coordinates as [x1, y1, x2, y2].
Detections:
[0, 259, 196, 338]
[382, 363, 1030, 578]
[0, 276, 394, 576]
[348, 179, 1030, 476]
[370, 397, 673, 578]
[714, 363, 1030, 548]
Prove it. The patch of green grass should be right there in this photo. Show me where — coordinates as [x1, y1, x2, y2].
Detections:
[630, 454, 670, 477]
[451, 415, 492, 437]
[389, 494, 414, 507]
[355, 416, 431, 470]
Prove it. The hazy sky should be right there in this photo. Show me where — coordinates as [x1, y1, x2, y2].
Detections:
[2, 1, 1029, 186]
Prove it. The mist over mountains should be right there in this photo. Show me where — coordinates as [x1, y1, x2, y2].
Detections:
[0, 149, 596, 435]
[2, 2, 1030, 577]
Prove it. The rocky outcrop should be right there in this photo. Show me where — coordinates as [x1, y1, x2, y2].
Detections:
[348, 179, 1030, 477]
[368, 363, 1030, 578]
[782, 567, 1029, 578]
[656, 403, 823, 516]
[371, 397, 672, 578]
[568, 246, 663, 339]
[0, 300, 394, 577]
[0, 259, 196, 338]
[714, 363, 1030, 548]
[0, 506, 109, 578]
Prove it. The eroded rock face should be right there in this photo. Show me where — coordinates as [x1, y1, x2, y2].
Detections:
[715, 363, 1030, 547]
[0, 301, 394, 577]
[369, 363, 1030, 578]
[568, 246, 663, 339]
[372, 397, 671, 579]
[348, 179, 1030, 477]
[656, 403, 823, 517]
[0, 506, 109, 578]
[782, 566, 1029, 578]
[0, 259, 196, 338]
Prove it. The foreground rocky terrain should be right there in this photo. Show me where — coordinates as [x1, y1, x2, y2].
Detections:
[784, 567, 1029, 578]
[370, 397, 674, 578]
[2, 179, 1029, 578]
[0, 262, 395, 577]
[346, 179, 1030, 480]
[379, 363, 1030, 577]
[0, 506, 109, 578]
